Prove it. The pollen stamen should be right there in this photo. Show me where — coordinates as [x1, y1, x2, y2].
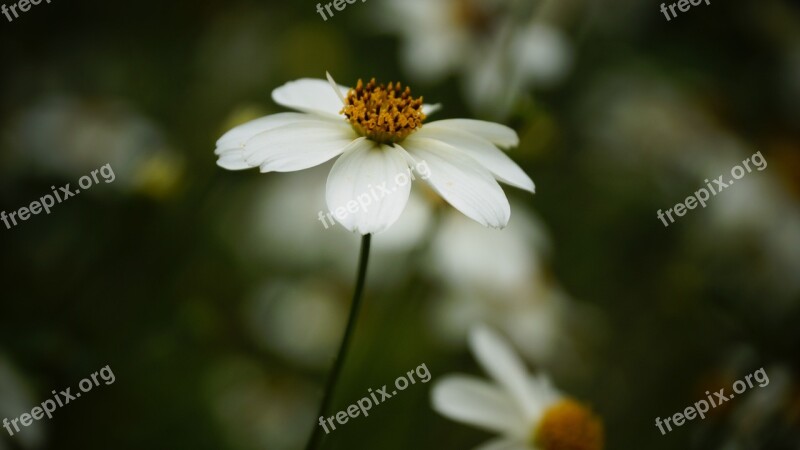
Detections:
[534, 399, 604, 450]
[341, 78, 426, 144]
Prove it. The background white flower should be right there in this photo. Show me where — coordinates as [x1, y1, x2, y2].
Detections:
[373, 0, 573, 119]
[432, 326, 604, 450]
[427, 204, 605, 382]
[4, 95, 183, 199]
[0, 355, 45, 449]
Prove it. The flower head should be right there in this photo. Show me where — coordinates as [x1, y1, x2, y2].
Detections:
[215, 73, 534, 234]
[432, 325, 604, 450]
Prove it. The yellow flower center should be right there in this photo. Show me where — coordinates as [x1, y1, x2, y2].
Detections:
[341, 78, 426, 145]
[533, 399, 604, 450]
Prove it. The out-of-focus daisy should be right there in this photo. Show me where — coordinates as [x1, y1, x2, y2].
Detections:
[429, 202, 549, 297]
[579, 72, 720, 174]
[430, 283, 600, 382]
[0, 354, 45, 449]
[716, 365, 799, 449]
[432, 326, 604, 450]
[427, 205, 604, 378]
[5, 95, 183, 199]
[374, 0, 572, 119]
[215, 73, 534, 234]
[580, 70, 800, 306]
[690, 348, 799, 449]
[692, 171, 800, 307]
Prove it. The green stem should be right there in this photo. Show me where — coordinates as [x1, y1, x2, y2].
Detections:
[305, 233, 372, 450]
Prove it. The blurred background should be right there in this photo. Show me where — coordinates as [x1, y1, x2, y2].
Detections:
[1, 0, 799, 448]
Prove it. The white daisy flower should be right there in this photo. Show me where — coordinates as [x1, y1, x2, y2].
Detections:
[432, 326, 604, 450]
[215, 73, 534, 234]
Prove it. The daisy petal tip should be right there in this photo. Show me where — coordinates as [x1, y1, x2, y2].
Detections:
[520, 177, 536, 194]
[484, 217, 508, 230]
[469, 325, 510, 359]
[216, 159, 251, 171]
[502, 131, 520, 149]
[470, 324, 494, 343]
[430, 377, 463, 413]
[422, 103, 442, 116]
[257, 159, 284, 174]
[326, 71, 347, 105]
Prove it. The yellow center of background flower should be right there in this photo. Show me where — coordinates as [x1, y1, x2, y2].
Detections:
[533, 399, 604, 450]
[341, 78, 426, 145]
[454, 0, 494, 35]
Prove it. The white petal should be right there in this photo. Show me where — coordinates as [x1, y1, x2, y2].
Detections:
[469, 326, 538, 418]
[526, 375, 562, 424]
[326, 71, 347, 104]
[325, 139, 412, 234]
[474, 438, 532, 450]
[217, 153, 253, 171]
[426, 119, 519, 149]
[271, 78, 350, 118]
[432, 375, 527, 437]
[400, 137, 510, 228]
[215, 113, 313, 155]
[415, 126, 534, 193]
[423, 103, 442, 116]
[242, 120, 356, 173]
[215, 114, 338, 171]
